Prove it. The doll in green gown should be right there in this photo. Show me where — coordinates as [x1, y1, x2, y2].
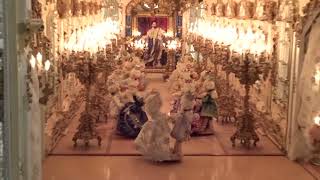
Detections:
[199, 81, 218, 135]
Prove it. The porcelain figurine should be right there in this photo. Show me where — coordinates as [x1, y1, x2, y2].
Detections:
[225, 0, 237, 18]
[215, 0, 225, 17]
[198, 81, 218, 135]
[108, 85, 123, 119]
[117, 95, 148, 138]
[238, 0, 253, 19]
[171, 90, 194, 157]
[135, 90, 180, 162]
[191, 96, 204, 134]
[170, 92, 182, 114]
[130, 68, 146, 91]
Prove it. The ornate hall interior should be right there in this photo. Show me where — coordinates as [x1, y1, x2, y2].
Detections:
[1, 0, 320, 179]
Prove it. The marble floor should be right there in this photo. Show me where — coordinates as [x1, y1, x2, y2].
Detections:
[43, 74, 317, 180]
[49, 73, 282, 156]
[43, 156, 316, 180]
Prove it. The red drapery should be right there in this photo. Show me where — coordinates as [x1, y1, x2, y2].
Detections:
[137, 16, 168, 35]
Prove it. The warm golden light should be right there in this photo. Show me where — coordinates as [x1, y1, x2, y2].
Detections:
[64, 18, 120, 54]
[132, 31, 141, 37]
[314, 115, 320, 126]
[36, 52, 43, 65]
[44, 60, 51, 71]
[167, 39, 180, 50]
[315, 69, 320, 84]
[188, 18, 269, 56]
[164, 31, 174, 38]
[133, 39, 146, 50]
[30, 55, 36, 69]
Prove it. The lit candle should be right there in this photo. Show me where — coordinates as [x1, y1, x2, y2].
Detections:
[314, 115, 320, 126]
[36, 52, 43, 69]
[30, 55, 36, 69]
[313, 68, 320, 91]
[44, 60, 51, 71]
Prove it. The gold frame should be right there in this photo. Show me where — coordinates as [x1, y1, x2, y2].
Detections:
[131, 12, 177, 73]
[132, 13, 175, 35]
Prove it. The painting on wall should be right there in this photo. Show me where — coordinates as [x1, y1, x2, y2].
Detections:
[137, 16, 168, 35]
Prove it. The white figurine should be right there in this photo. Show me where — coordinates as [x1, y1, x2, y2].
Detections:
[108, 85, 123, 129]
[134, 90, 180, 162]
[171, 90, 194, 157]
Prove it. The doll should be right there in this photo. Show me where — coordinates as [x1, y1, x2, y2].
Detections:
[108, 85, 123, 130]
[171, 90, 194, 157]
[130, 68, 145, 91]
[170, 92, 182, 114]
[119, 80, 134, 104]
[117, 95, 148, 138]
[191, 96, 204, 134]
[199, 80, 218, 135]
[135, 90, 180, 162]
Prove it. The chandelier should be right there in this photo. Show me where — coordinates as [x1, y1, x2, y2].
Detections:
[64, 18, 120, 54]
[188, 19, 272, 57]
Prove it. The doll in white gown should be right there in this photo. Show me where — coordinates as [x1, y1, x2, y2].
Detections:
[134, 90, 180, 162]
[171, 91, 194, 155]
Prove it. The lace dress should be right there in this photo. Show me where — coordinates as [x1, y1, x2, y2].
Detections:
[134, 113, 173, 162]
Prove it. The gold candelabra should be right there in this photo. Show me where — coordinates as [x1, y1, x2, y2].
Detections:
[61, 50, 116, 147]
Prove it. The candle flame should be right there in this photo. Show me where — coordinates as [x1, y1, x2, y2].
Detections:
[63, 18, 120, 54]
[36, 52, 42, 65]
[30, 55, 36, 69]
[44, 60, 51, 71]
[188, 19, 269, 56]
[314, 116, 320, 126]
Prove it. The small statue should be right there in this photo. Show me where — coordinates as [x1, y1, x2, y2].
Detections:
[198, 81, 218, 135]
[191, 96, 204, 134]
[117, 95, 148, 138]
[238, 0, 253, 19]
[170, 92, 182, 114]
[225, 0, 237, 18]
[254, 0, 276, 21]
[135, 90, 180, 162]
[171, 90, 194, 157]
[108, 85, 123, 129]
[32, 0, 42, 19]
[211, 3, 216, 15]
[215, 0, 225, 17]
[277, 0, 297, 22]
[130, 68, 145, 91]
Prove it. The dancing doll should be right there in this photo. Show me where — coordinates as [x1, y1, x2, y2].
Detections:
[170, 92, 182, 114]
[108, 85, 123, 130]
[117, 95, 148, 138]
[171, 90, 194, 157]
[198, 80, 218, 135]
[135, 90, 180, 161]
